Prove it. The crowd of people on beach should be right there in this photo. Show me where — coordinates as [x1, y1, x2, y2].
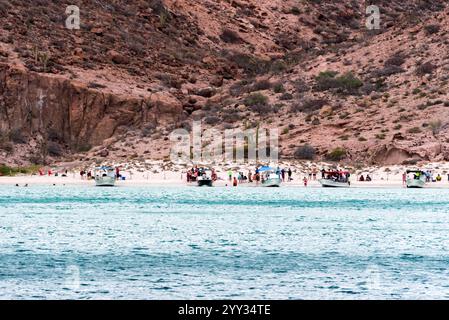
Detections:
[186, 166, 294, 186]
[36, 166, 125, 181]
[79, 167, 123, 180]
[11, 163, 449, 189]
[186, 166, 218, 183]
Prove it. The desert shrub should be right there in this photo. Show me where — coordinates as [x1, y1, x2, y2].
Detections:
[326, 147, 347, 161]
[0, 165, 38, 176]
[385, 53, 406, 67]
[294, 144, 316, 160]
[293, 79, 310, 93]
[225, 51, 270, 75]
[220, 29, 242, 43]
[335, 73, 363, 92]
[0, 141, 13, 153]
[273, 83, 285, 93]
[291, 98, 327, 113]
[204, 116, 221, 125]
[76, 142, 92, 153]
[47, 141, 63, 157]
[9, 128, 27, 144]
[244, 93, 268, 107]
[270, 60, 288, 74]
[222, 111, 243, 123]
[407, 127, 422, 134]
[315, 71, 362, 94]
[316, 70, 338, 81]
[229, 80, 250, 96]
[155, 73, 182, 89]
[424, 24, 440, 35]
[0, 0, 11, 16]
[88, 82, 107, 89]
[279, 92, 293, 100]
[47, 128, 63, 142]
[249, 104, 272, 114]
[141, 123, 157, 137]
[372, 65, 404, 77]
[251, 79, 271, 91]
[275, 32, 301, 50]
[0, 165, 11, 176]
[290, 6, 301, 15]
[416, 62, 436, 76]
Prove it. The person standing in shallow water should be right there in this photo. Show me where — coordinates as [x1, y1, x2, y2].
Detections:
[288, 168, 292, 181]
[233, 177, 238, 187]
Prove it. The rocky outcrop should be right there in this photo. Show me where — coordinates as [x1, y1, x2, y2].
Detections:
[371, 145, 420, 165]
[0, 63, 183, 151]
[1, 1, 448, 165]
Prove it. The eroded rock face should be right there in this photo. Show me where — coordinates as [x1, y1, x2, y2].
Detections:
[0, 63, 183, 152]
[1, 1, 448, 165]
[371, 145, 419, 165]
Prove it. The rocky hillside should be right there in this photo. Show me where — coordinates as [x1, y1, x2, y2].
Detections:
[0, 0, 448, 166]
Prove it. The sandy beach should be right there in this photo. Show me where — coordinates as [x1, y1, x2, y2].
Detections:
[2, 161, 449, 189]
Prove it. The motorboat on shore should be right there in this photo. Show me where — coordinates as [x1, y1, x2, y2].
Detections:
[406, 170, 426, 188]
[319, 171, 351, 188]
[197, 169, 214, 187]
[94, 166, 116, 187]
[259, 166, 282, 187]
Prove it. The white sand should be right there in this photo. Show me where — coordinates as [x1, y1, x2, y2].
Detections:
[2, 161, 449, 188]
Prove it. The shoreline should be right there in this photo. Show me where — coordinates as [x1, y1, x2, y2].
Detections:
[2, 161, 449, 189]
[2, 175, 449, 189]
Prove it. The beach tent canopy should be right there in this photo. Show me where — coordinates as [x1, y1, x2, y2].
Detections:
[258, 166, 275, 172]
[96, 166, 115, 171]
[406, 170, 425, 174]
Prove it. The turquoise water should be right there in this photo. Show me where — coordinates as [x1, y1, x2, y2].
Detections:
[1, 185, 449, 299]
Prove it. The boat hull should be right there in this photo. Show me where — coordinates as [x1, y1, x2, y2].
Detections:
[95, 176, 116, 187]
[319, 179, 350, 188]
[197, 179, 213, 187]
[406, 178, 425, 188]
[262, 178, 282, 187]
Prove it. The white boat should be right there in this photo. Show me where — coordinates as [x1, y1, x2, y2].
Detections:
[319, 179, 350, 188]
[406, 170, 426, 188]
[259, 166, 282, 187]
[94, 166, 116, 187]
[319, 171, 351, 188]
[197, 169, 213, 187]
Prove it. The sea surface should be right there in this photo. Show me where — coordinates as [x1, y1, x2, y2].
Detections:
[1, 185, 449, 299]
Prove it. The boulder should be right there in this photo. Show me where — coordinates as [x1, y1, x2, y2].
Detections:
[195, 87, 216, 98]
[97, 149, 109, 157]
[319, 105, 333, 117]
[108, 50, 130, 65]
